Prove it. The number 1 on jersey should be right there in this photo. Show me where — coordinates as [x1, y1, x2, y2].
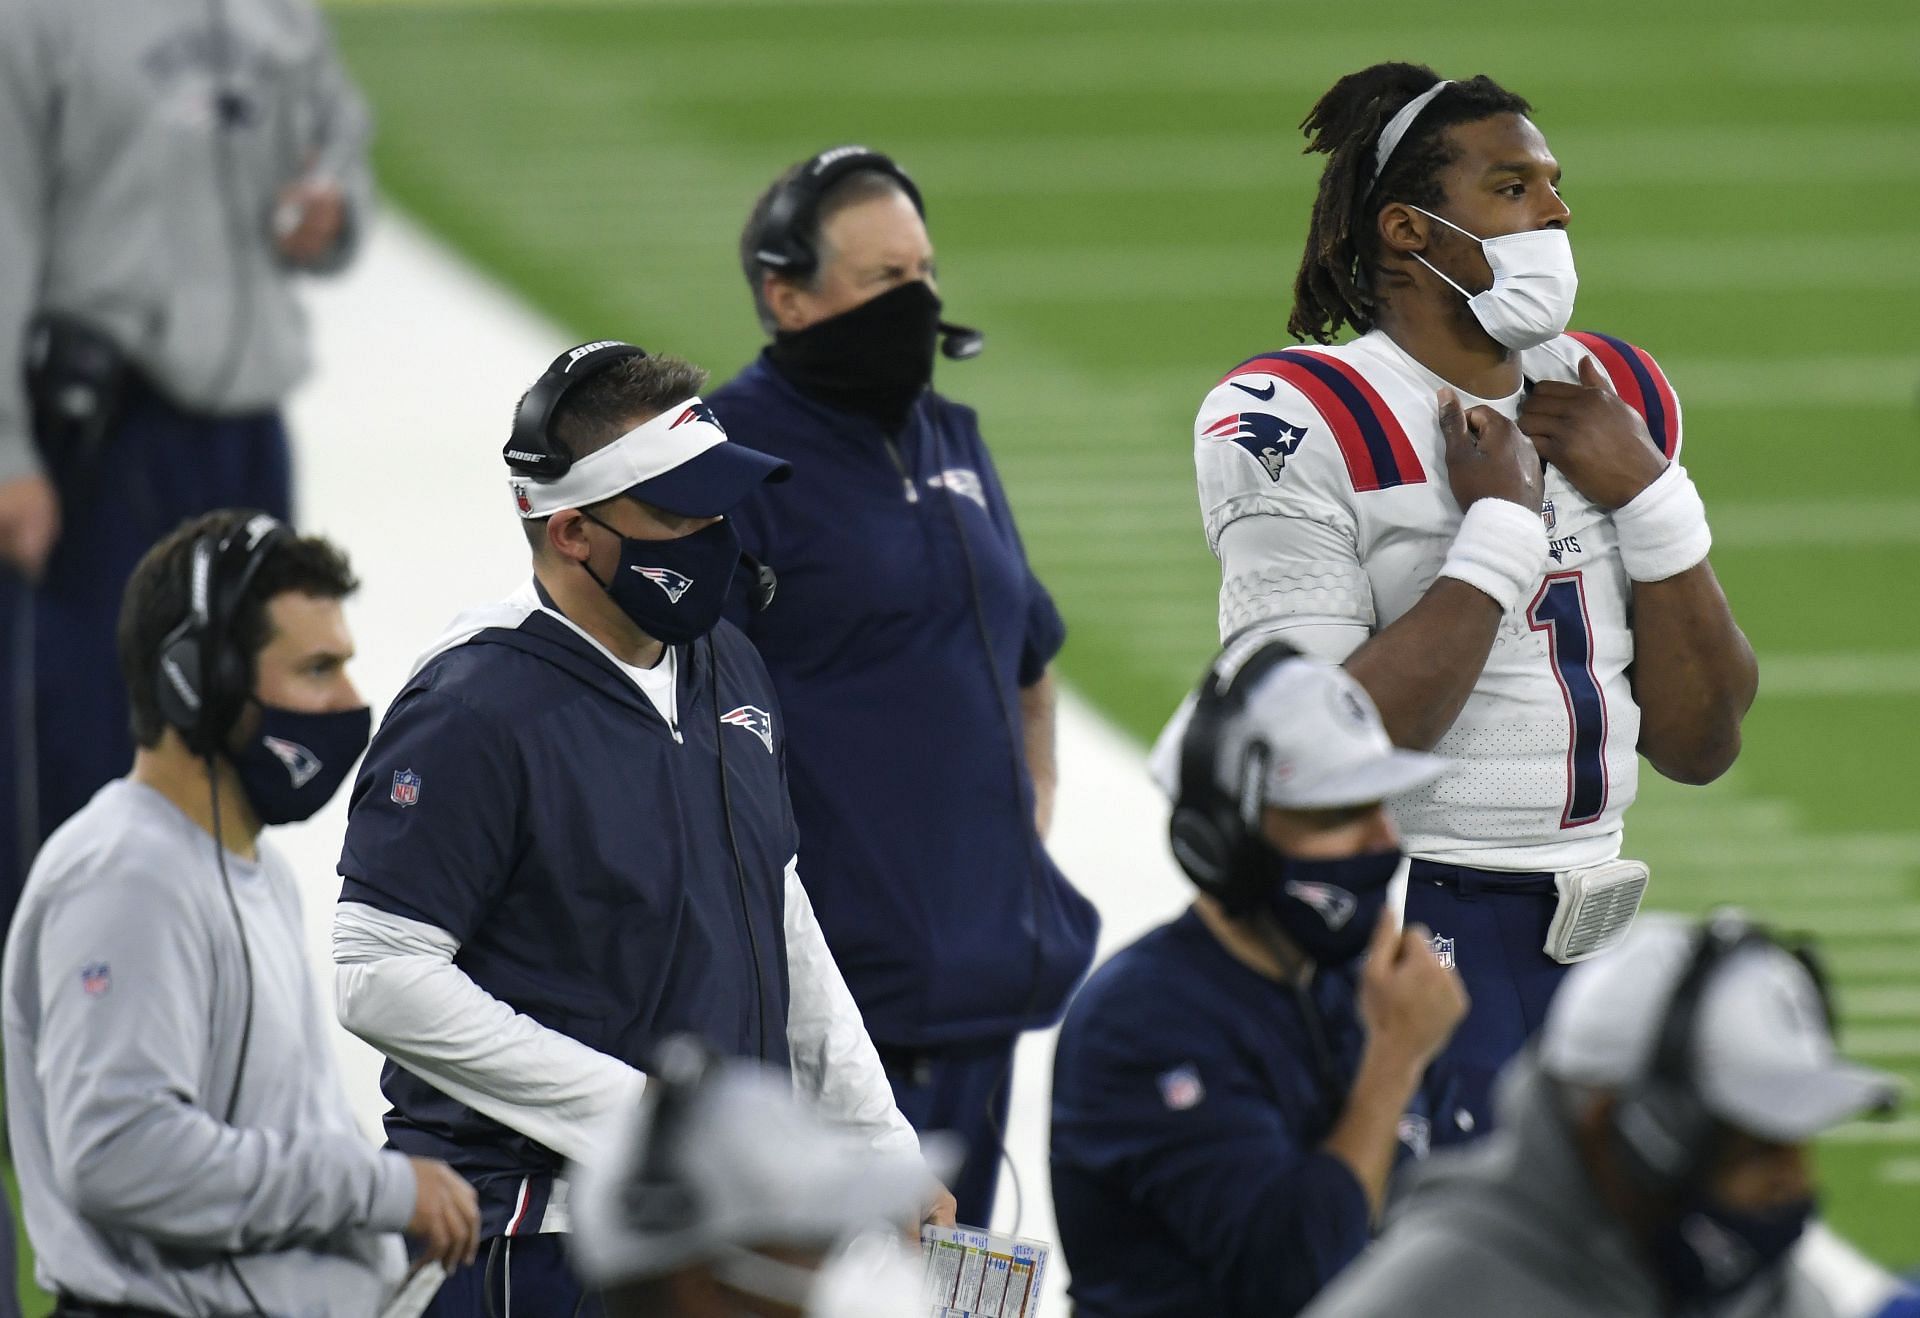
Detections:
[1527, 571, 1609, 828]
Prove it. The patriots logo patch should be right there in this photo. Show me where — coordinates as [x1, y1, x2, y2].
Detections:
[669, 400, 722, 431]
[720, 705, 774, 753]
[927, 467, 987, 511]
[631, 565, 694, 602]
[1283, 879, 1359, 931]
[1203, 412, 1307, 482]
[263, 736, 322, 788]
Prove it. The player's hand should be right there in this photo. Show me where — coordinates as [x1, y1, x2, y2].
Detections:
[274, 176, 347, 267]
[1438, 387, 1543, 515]
[1357, 911, 1469, 1071]
[406, 1156, 480, 1270]
[1518, 356, 1668, 510]
[0, 473, 61, 581]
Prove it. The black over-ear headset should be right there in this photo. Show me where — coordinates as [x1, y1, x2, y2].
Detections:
[155, 512, 293, 758]
[1167, 635, 1302, 917]
[1609, 912, 1839, 1196]
[751, 145, 985, 361]
[506, 339, 777, 613]
[504, 339, 650, 479]
[153, 510, 292, 1318]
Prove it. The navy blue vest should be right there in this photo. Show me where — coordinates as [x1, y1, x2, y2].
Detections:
[710, 356, 1098, 1047]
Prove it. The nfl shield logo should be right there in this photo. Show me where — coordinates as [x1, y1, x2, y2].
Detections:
[1541, 498, 1557, 533]
[513, 482, 532, 515]
[1158, 1064, 1205, 1111]
[391, 769, 422, 807]
[80, 962, 111, 996]
[1432, 935, 1456, 970]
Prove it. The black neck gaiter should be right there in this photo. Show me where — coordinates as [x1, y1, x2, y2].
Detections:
[767, 281, 942, 432]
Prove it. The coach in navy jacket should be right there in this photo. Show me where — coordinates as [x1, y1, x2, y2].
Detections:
[1052, 639, 1468, 1317]
[332, 347, 937, 1317]
[711, 147, 1099, 1223]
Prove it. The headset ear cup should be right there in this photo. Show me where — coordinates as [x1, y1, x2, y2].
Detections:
[1609, 1081, 1709, 1196]
[1169, 807, 1229, 893]
[155, 621, 205, 748]
[204, 633, 253, 753]
[1171, 804, 1270, 916]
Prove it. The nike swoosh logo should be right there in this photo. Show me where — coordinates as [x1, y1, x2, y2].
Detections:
[1229, 380, 1276, 400]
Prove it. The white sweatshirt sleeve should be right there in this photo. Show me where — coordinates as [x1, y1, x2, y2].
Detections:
[332, 901, 644, 1166]
[780, 858, 921, 1157]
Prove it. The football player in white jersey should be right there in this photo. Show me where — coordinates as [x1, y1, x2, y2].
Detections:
[1192, 62, 1758, 1141]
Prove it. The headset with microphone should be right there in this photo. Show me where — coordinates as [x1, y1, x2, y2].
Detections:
[751, 145, 985, 361]
[505, 340, 778, 613]
[155, 513, 294, 761]
[1163, 635, 1344, 1093]
[152, 511, 293, 1318]
[1608, 913, 1839, 1197]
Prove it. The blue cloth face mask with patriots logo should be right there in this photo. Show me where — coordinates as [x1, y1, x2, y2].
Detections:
[580, 511, 742, 645]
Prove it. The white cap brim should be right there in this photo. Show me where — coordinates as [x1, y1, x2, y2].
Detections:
[1710, 1061, 1903, 1143]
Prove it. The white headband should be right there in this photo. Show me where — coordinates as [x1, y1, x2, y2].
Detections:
[1371, 80, 1453, 185]
[508, 397, 728, 519]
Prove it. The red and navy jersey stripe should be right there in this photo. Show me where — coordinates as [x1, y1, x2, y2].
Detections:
[1568, 332, 1681, 460]
[1220, 349, 1426, 493]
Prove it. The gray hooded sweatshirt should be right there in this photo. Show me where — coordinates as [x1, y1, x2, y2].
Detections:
[0, 0, 373, 485]
[2, 780, 413, 1314]
[1301, 1059, 1841, 1318]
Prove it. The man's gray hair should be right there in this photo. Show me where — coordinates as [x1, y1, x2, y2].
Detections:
[738, 166, 915, 334]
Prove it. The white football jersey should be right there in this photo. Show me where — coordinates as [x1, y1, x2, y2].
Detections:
[1194, 328, 1683, 872]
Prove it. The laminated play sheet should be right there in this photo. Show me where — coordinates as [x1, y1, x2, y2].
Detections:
[919, 1223, 1050, 1317]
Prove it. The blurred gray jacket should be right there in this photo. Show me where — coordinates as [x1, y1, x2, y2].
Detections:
[1301, 1058, 1841, 1318]
[0, 0, 373, 485]
[2, 780, 413, 1314]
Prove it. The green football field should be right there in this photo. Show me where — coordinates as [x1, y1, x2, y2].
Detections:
[322, 0, 1919, 1272]
[19, 2, 1914, 1309]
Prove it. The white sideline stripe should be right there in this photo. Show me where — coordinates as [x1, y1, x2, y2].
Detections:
[1826, 1119, 1920, 1145]
[282, 209, 1189, 1311]
[1761, 654, 1920, 698]
[1835, 1028, 1920, 1060]
[1668, 875, 1910, 904]
[1878, 1159, 1920, 1184]
[1713, 500, 1920, 549]
[1841, 988, 1920, 1018]
[1637, 833, 1920, 868]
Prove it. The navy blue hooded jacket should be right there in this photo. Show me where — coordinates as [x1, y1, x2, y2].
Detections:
[1051, 908, 1460, 1318]
[708, 355, 1098, 1047]
[337, 594, 796, 1233]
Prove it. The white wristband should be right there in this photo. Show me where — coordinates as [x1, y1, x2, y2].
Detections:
[1438, 498, 1549, 612]
[1613, 462, 1711, 582]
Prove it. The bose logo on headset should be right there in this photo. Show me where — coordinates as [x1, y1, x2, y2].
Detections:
[567, 340, 627, 368]
[160, 656, 201, 712]
[810, 144, 873, 175]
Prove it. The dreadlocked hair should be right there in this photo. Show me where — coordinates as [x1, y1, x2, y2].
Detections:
[1288, 63, 1532, 345]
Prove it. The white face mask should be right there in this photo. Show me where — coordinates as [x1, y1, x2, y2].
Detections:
[1408, 206, 1578, 350]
